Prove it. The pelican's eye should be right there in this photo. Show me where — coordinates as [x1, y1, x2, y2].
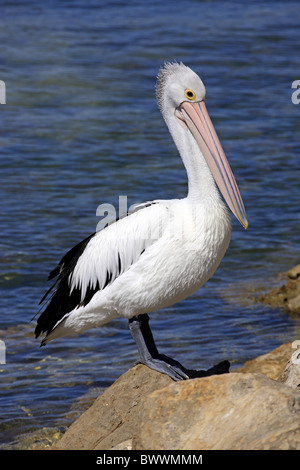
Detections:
[184, 89, 196, 101]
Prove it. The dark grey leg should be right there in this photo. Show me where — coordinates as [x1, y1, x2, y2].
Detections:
[129, 313, 189, 381]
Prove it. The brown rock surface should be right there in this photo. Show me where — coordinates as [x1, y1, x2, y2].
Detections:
[134, 372, 300, 450]
[278, 341, 300, 388]
[54, 364, 172, 450]
[238, 341, 300, 388]
[53, 342, 300, 451]
[237, 342, 294, 380]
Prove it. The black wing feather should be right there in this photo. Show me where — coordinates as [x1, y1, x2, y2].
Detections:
[35, 232, 96, 340]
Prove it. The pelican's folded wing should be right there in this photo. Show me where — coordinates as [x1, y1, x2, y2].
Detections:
[35, 202, 169, 339]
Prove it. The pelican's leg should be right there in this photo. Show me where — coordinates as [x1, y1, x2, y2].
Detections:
[129, 313, 189, 381]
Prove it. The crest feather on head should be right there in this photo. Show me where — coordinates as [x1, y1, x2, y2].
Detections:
[156, 61, 186, 111]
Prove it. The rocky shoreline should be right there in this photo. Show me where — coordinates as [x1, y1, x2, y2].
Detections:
[8, 265, 300, 450]
[258, 264, 300, 314]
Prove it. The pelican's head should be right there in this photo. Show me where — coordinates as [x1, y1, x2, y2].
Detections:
[156, 62, 248, 230]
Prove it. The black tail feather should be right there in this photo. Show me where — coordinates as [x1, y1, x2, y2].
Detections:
[34, 232, 96, 339]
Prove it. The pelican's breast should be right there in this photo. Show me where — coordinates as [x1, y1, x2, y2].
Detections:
[103, 199, 231, 316]
[164, 199, 231, 293]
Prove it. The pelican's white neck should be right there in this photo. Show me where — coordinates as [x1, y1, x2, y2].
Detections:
[164, 111, 220, 204]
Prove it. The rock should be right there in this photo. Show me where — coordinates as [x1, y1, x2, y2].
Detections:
[53, 359, 230, 450]
[53, 344, 300, 451]
[258, 265, 300, 313]
[288, 264, 300, 280]
[278, 341, 300, 388]
[288, 294, 300, 312]
[237, 342, 294, 380]
[53, 364, 172, 450]
[110, 439, 133, 450]
[3, 427, 64, 450]
[134, 373, 300, 450]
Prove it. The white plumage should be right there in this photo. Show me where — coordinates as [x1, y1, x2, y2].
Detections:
[35, 62, 247, 380]
[50, 199, 230, 340]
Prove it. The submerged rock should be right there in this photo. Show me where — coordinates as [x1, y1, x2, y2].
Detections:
[53, 342, 300, 451]
[258, 264, 300, 314]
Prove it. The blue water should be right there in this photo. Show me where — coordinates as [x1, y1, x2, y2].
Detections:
[1, 0, 300, 447]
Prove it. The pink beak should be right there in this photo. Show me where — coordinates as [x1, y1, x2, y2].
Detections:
[178, 100, 248, 229]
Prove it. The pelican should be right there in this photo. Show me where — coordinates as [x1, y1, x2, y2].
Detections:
[35, 62, 248, 380]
